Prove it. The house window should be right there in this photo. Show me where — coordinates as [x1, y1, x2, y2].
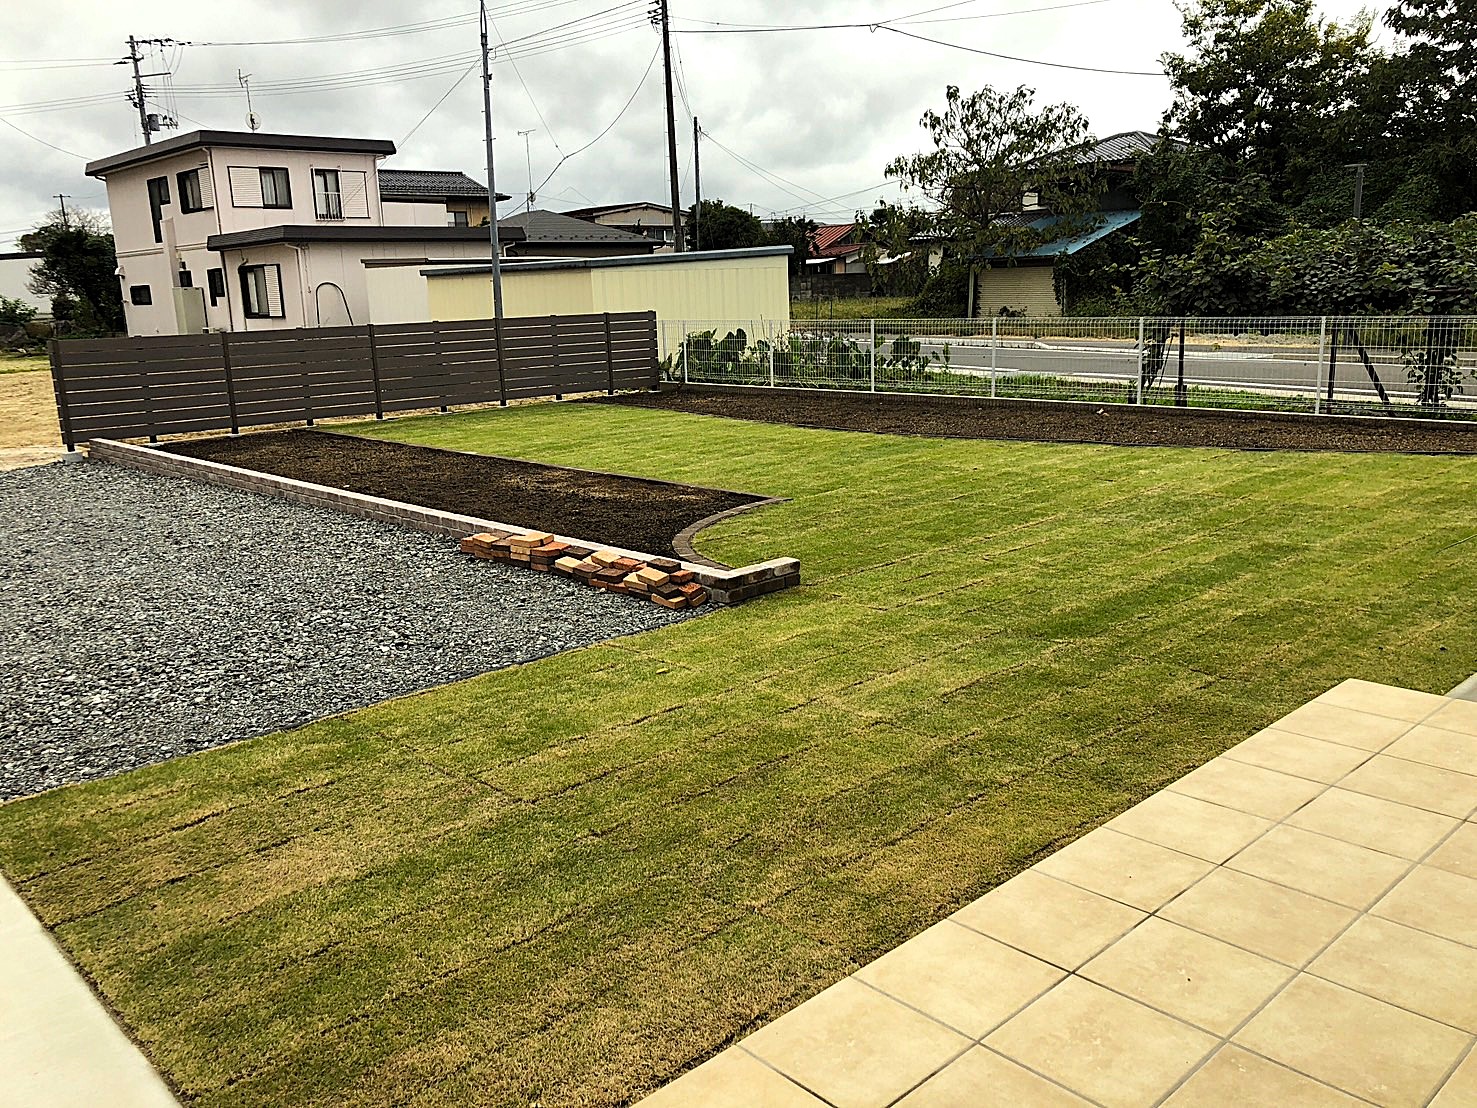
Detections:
[448, 210, 469, 227]
[129, 285, 152, 305]
[239, 264, 284, 319]
[312, 169, 343, 220]
[178, 267, 193, 288]
[260, 167, 291, 208]
[146, 176, 170, 243]
[177, 168, 210, 213]
[207, 267, 226, 306]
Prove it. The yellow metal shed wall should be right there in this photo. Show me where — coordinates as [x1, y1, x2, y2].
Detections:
[427, 267, 596, 320]
[975, 264, 1061, 317]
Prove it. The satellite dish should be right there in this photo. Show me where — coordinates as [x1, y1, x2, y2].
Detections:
[246, 111, 261, 132]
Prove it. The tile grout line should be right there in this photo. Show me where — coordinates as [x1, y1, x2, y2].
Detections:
[1422, 1036, 1477, 1108]
[732, 1044, 842, 1107]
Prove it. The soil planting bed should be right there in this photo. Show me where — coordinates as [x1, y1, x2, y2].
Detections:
[596, 388, 1477, 453]
[165, 429, 764, 556]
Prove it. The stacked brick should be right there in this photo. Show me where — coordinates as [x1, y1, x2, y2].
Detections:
[457, 530, 710, 609]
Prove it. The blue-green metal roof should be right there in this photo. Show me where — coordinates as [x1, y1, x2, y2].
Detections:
[986, 209, 1141, 260]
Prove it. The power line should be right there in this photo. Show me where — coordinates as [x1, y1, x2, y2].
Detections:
[534, 40, 659, 195]
[0, 115, 87, 158]
[399, 59, 480, 147]
[878, 25, 1163, 75]
[186, 0, 600, 47]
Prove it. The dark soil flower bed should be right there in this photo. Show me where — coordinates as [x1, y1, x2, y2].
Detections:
[164, 429, 765, 556]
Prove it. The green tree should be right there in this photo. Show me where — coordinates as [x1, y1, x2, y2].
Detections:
[886, 83, 1097, 259]
[764, 215, 818, 277]
[19, 209, 123, 335]
[856, 201, 931, 296]
[687, 199, 767, 251]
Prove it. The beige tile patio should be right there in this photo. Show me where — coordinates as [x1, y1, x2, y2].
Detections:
[893, 1046, 1092, 1107]
[1340, 755, 1477, 818]
[1274, 700, 1416, 751]
[741, 977, 970, 1108]
[1286, 787, 1458, 860]
[1227, 823, 1410, 909]
[1033, 828, 1213, 911]
[1221, 726, 1371, 783]
[1159, 867, 1358, 966]
[1385, 724, 1477, 776]
[1316, 679, 1450, 723]
[1105, 788, 1272, 863]
[1163, 1044, 1364, 1106]
[855, 921, 1062, 1038]
[952, 869, 1145, 971]
[1427, 822, 1477, 880]
[1371, 864, 1477, 947]
[984, 975, 1216, 1108]
[1429, 1049, 1477, 1108]
[1236, 975, 1469, 1106]
[1310, 915, 1477, 1032]
[637, 1050, 826, 1107]
[1168, 756, 1326, 820]
[1079, 916, 1294, 1035]
[1425, 697, 1477, 736]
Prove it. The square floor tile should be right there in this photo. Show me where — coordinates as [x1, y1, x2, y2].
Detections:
[894, 1046, 1092, 1107]
[985, 975, 1216, 1108]
[1105, 789, 1272, 864]
[1274, 700, 1415, 751]
[1221, 727, 1371, 783]
[856, 921, 1062, 1039]
[1385, 725, 1477, 776]
[1163, 1045, 1364, 1106]
[1316, 680, 1449, 724]
[741, 977, 971, 1108]
[1033, 828, 1212, 912]
[1286, 787, 1458, 860]
[1236, 975, 1469, 1105]
[952, 869, 1144, 971]
[1340, 755, 1477, 819]
[1310, 915, 1477, 1032]
[1080, 916, 1294, 1035]
[1430, 1049, 1477, 1107]
[1168, 757, 1325, 820]
[1227, 824, 1410, 909]
[1426, 698, 1477, 737]
[1159, 867, 1357, 966]
[638, 1050, 826, 1107]
[1427, 822, 1477, 880]
[1371, 864, 1477, 947]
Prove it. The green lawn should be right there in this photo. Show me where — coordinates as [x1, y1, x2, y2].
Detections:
[789, 295, 913, 320]
[1, 353, 47, 374]
[3, 404, 1477, 1107]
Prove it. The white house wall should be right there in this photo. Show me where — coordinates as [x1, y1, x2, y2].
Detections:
[0, 255, 50, 317]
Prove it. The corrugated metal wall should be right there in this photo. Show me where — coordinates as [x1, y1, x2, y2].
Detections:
[975, 264, 1060, 318]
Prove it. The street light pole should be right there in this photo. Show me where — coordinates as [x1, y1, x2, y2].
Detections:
[518, 128, 536, 214]
[480, 0, 505, 321]
[1346, 162, 1367, 220]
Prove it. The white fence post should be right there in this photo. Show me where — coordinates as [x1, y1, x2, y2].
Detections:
[1315, 316, 1327, 415]
[869, 317, 877, 393]
[990, 316, 998, 399]
[1136, 316, 1145, 405]
[768, 320, 776, 388]
[682, 321, 689, 385]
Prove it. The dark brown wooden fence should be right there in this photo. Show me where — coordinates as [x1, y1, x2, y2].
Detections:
[48, 311, 658, 448]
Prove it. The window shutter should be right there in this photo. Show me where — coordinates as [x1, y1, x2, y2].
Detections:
[196, 163, 215, 208]
[229, 166, 263, 207]
[340, 170, 369, 218]
[266, 265, 283, 317]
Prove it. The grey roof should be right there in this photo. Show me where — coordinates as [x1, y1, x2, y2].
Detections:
[422, 245, 792, 277]
[86, 130, 396, 177]
[497, 209, 656, 246]
[378, 169, 507, 201]
[207, 224, 525, 250]
[1070, 130, 1190, 166]
[564, 201, 674, 218]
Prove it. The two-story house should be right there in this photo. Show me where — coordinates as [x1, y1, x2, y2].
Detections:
[86, 130, 527, 335]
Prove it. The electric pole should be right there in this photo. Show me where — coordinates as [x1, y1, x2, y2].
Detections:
[121, 36, 178, 145]
[1346, 162, 1367, 219]
[518, 128, 536, 214]
[654, 0, 685, 251]
[479, 0, 505, 321]
[55, 194, 71, 229]
[692, 116, 702, 250]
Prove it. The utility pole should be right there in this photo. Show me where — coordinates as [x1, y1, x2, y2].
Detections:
[518, 128, 536, 214]
[55, 194, 71, 229]
[692, 116, 702, 250]
[1346, 162, 1367, 219]
[479, 0, 505, 321]
[121, 36, 178, 145]
[654, 0, 685, 251]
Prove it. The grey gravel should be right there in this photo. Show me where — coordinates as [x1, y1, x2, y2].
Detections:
[0, 460, 695, 801]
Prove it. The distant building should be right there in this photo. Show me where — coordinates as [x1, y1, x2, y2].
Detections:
[806, 224, 867, 275]
[497, 210, 659, 258]
[378, 168, 504, 228]
[562, 202, 687, 249]
[0, 251, 49, 319]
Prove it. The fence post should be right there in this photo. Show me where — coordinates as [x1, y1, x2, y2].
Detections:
[1314, 316, 1326, 415]
[602, 312, 615, 394]
[220, 331, 239, 434]
[367, 323, 384, 419]
[548, 314, 563, 401]
[990, 316, 998, 399]
[869, 317, 877, 393]
[1175, 318, 1187, 407]
[1135, 316, 1145, 405]
[646, 311, 658, 389]
[682, 322, 690, 386]
[48, 338, 74, 451]
[768, 320, 776, 388]
[494, 315, 508, 407]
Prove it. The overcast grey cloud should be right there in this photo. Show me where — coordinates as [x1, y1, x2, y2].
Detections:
[2, 0, 1385, 245]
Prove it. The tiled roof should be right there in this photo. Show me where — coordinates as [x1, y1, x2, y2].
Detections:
[498, 209, 656, 245]
[377, 169, 489, 199]
[810, 223, 856, 252]
[1069, 131, 1191, 165]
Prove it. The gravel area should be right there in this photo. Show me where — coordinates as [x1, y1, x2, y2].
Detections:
[0, 460, 695, 801]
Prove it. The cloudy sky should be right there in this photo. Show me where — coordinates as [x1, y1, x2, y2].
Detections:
[2, 0, 1386, 245]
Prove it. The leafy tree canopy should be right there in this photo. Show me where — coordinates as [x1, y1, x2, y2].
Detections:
[19, 209, 124, 335]
[687, 199, 767, 251]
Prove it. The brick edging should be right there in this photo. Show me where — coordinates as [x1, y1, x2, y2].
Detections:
[673, 497, 790, 569]
[87, 439, 800, 605]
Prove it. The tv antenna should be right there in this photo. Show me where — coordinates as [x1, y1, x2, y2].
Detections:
[239, 70, 260, 131]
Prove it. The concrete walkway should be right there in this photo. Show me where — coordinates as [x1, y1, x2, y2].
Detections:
[0, 876, 177, 1107]
[641, 679, 1477, 1108]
